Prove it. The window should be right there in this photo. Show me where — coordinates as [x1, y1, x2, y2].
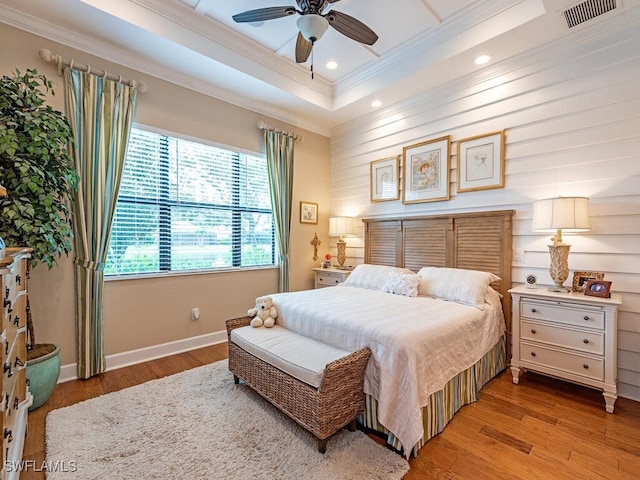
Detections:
[105, 127, 274, 276]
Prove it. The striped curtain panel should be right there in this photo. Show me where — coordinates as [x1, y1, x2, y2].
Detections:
[64, 69, 138, 379]
[264, 130, 296, 292]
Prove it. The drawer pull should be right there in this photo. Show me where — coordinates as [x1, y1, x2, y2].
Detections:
[531, 308, 538, 313]
[531, 329, 536, 334]
[13, 397, 19, 410]
[13, 315, 20, 327]
[583, 364, 589, 370]
[530, 352, 537, 357]
[3, 428, 12, 443]
[15, 274, 21, 285]
[3, 363, 13, 377]
[583, 315, 589, 321]
[3, 298, 9, 308]
[583, 339, 589, 344]
[335, 280, 339, 284]
[14, 357, 24, 368]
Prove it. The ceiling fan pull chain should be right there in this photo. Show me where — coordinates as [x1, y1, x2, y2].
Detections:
[310, 39, 315, 79]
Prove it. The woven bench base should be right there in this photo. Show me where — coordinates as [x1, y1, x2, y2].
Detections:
[226, 316, 371, 453]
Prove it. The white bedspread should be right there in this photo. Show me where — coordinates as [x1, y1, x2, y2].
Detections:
[270, 286, 505, 457]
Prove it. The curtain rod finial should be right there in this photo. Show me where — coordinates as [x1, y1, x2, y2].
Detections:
[39, 48, 53, 63]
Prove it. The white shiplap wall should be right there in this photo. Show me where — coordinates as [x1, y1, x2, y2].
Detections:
[329, 11, 640, 401]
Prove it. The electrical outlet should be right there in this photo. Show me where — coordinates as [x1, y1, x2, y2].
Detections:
[191, 307, 200, 321]
[513, 248, 524, 263]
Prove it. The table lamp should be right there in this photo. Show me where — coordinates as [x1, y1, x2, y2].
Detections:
[532, 197, 590, 292]
[329, 217, 353, 267]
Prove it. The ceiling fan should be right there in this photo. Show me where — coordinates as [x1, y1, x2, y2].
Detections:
[232, 0, 378, 72]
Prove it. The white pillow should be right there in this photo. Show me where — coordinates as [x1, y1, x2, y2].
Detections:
[341, 264, 415, 291]
[417, 267, 500, 309]
[382, 272, 420, 297]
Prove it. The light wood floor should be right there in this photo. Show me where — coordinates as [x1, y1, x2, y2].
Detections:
[21, 343, 640, 479]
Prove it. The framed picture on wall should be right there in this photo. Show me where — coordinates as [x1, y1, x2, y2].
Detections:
[370, 156, 400, 202]
[402, 136, 451, 204]
[457, 130, 505, 193]
[300, 201, 318, 224]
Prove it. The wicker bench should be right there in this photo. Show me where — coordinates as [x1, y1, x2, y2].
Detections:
[225, 316, 371, 453]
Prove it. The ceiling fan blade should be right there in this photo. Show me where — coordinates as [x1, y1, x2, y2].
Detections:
[232, 7, 297, 23]
[295, 32, 312, 63]
[325, 10, 378, 45]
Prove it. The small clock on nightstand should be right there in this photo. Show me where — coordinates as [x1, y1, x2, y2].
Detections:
[525, 274, 537, 288]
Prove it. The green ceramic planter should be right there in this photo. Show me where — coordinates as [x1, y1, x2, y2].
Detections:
[26, 344, 61, 412]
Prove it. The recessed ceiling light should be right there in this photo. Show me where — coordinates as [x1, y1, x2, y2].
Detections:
[326, 61, 338, 70]
[474, 54, 492, 65]
[371, 100, 382, 108]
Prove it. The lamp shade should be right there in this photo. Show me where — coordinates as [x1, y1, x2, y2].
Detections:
[297, 14, 329, 42]
[329, 217, 353, 237]
[531, 197, 590, 233]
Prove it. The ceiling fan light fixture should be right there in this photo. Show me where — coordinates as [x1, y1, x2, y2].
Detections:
[297, 14, 329, 42]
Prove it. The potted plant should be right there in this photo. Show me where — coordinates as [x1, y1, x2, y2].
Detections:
[0, 68, 78, 410]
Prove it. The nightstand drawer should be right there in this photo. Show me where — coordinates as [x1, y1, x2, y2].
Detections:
[520, 341, 604, 381]
[521, 320, 604, 355]
[316, 272, 344, 287]
[521, 300, 605, 330]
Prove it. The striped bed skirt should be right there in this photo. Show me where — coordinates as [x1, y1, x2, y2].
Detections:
[359, 335, 506, 456]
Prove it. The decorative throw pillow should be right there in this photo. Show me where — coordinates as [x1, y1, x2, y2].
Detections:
[382, 272, 420, 297]
[417, 267, 500, 309]
[341, 264, 415, 291]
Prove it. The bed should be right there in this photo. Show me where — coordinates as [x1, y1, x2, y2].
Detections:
[277, 210, 514, 456]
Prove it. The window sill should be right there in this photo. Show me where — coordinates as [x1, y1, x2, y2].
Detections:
[105, 265, 278, 282]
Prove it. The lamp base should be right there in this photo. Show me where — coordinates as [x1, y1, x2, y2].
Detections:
[547, 283, 570, 293]
[336, 239, 347, 267]
[548, 243, 570, 294]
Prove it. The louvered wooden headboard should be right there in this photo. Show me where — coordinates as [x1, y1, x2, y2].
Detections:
[363, 210, 514, 336]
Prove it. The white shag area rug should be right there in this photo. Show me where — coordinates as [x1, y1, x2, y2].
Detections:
[46, 360, 409, 480]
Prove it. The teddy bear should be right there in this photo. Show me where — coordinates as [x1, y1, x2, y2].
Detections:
[247, 295, 278, 328]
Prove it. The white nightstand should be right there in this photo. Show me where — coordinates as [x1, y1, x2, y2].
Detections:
[509, 285, 622, 413]
[313, 267, 352, 289]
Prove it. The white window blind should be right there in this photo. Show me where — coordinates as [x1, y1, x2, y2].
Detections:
[105, 128, 274, 276]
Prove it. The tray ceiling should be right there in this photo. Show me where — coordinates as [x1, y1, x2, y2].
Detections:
[0, 0, 636, 134]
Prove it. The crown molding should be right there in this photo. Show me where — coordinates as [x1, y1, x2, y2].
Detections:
[131, 0, 332, 98]
[0, 3, 331, 136]
[331, 5, 639, 137]
[332, 0, 545, 102]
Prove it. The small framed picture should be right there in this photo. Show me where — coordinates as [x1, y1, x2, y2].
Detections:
[402, 136, 451, 204]
[300, 201, 318, 224]
[370, 156, 400, 202]
[584, 279, 612, 298]
[457, 130, 505, 193]
[572, 271, 605, 293]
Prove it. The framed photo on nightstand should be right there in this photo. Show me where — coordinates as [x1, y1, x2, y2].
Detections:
[584, 279, 612, 298]
[572, 271, 604, 293]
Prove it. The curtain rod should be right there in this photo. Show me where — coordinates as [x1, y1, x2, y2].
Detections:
[39, 49, 148, 93]
[257, 121, 302, 141]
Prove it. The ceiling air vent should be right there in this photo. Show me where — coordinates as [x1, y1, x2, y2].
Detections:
[562, 0, 617, 28]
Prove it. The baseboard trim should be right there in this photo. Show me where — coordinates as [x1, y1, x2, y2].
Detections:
[58, 330, 227, 383]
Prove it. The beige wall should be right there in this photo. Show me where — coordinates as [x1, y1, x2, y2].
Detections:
[1, 24, 331, 365]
